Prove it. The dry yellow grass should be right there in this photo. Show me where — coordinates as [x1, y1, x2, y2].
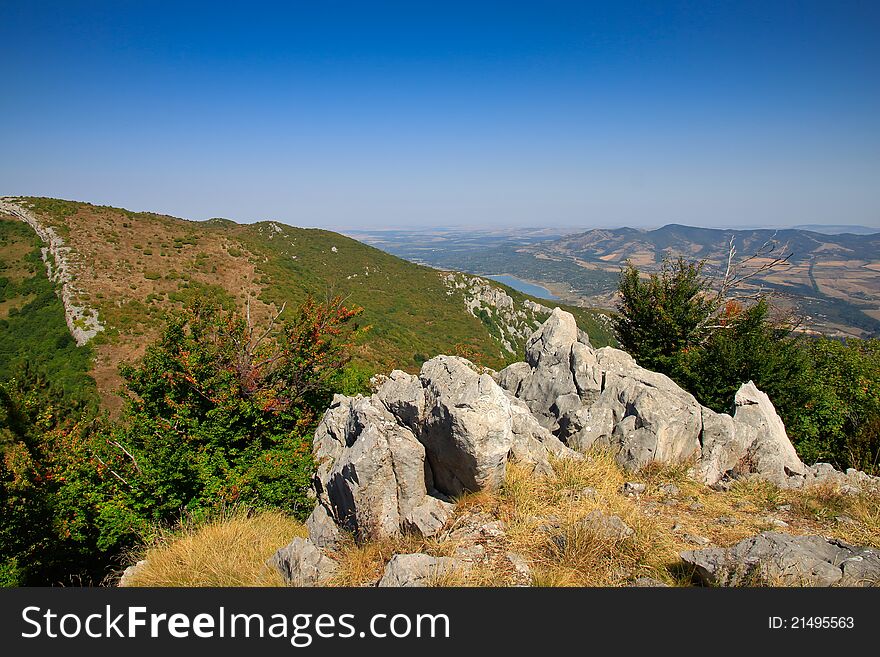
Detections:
[121, 452, 880, 588]
[121, 509, 306, 587]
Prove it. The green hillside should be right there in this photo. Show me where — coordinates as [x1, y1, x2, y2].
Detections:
[0, 197, 613, 411]
[0, 215, 97, 410]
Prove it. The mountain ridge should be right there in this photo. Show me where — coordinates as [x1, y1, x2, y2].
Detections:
[0, 196, 613, 413]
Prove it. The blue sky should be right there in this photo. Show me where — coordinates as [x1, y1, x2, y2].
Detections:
[1, 1, 878, 229]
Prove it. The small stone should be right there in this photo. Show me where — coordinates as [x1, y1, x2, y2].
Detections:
[622, 482, 646, 495]
[579, 509, 634, 541]
[536, 514, 562, 534]
[453, 544, 487, 563]
[506, 552, 532, 585]
[573, 487, 597, 501]
[119, 560, 148, 587]
[716, 516, 737, 526]
[762, 517, 789, 528]
[776, 504, 792, 512]
[378, 553, 464, 587]
[688, 502, 705, 512]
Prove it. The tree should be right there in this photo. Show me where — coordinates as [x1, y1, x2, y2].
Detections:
[676, 299, 813, 435]
[107, 295, 363, 527]
[1, 294, 364, 584]
[797, 338, 880, 472]
[612, 257, 715, 373]
[612, 255, 880, 475]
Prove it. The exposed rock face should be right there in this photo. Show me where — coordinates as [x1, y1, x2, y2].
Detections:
[681, 532, 880, 587]
[312, 395, 453, 541]
[499, 308, 701, 472]
[731, 382, 807, 484]
[377, 553, 464, 587]
[500, 308, 599, 431]
[270, 537, 338, 586]
[287, 308, 880, 585]
[374, 370, 425, 433]
[0, 198, 104, 345]
[417, 356, 573, 496]
[694, 407, 744, 485]
[304, 503, 342, 550]
[440, 272, 548, 354]
[309, 354, 571, 544]
[419, 356, 517, 495]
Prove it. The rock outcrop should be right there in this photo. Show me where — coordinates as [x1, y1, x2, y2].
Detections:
[681, 532, 880, 587]
[377, 553, 464, 587]
[0, 198, 104, 345]
[440, 271, 551, 354]
[307, 353, 572, 545]
[497, 308, 878, 492]
[271, 307, 879, 586]
[499, 307, 703, 474]
[311, 394, 454, 542]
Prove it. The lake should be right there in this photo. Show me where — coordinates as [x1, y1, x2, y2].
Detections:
[486, 274, 559, 301]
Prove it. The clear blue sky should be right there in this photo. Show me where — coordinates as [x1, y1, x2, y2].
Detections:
[1, 1, 878, 229]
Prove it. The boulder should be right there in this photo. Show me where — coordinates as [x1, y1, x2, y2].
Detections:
[732, 382, 807, 485]
[419, 356, 517, 495]
[375, 369, 425, 433]
[377, 553, 463, 587]
[270, 537, 338, 586]
[312, 395, 453, 541]
[681, 532, 880, 587]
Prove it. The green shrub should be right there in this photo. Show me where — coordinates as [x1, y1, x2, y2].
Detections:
[613, 259, 879, 474]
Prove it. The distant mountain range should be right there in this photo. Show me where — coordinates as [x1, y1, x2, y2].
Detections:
[352, 224, 880, 339]
[790, 224, 879, 235]
[531, 224, 880, 338]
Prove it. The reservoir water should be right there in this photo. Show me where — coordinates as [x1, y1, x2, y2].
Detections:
[486, 274, 559, 301]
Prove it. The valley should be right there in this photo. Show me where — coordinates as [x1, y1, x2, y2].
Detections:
[349, 224, 880, 339]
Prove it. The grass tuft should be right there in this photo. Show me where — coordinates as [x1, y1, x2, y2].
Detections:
[120, 508, 305, 587]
